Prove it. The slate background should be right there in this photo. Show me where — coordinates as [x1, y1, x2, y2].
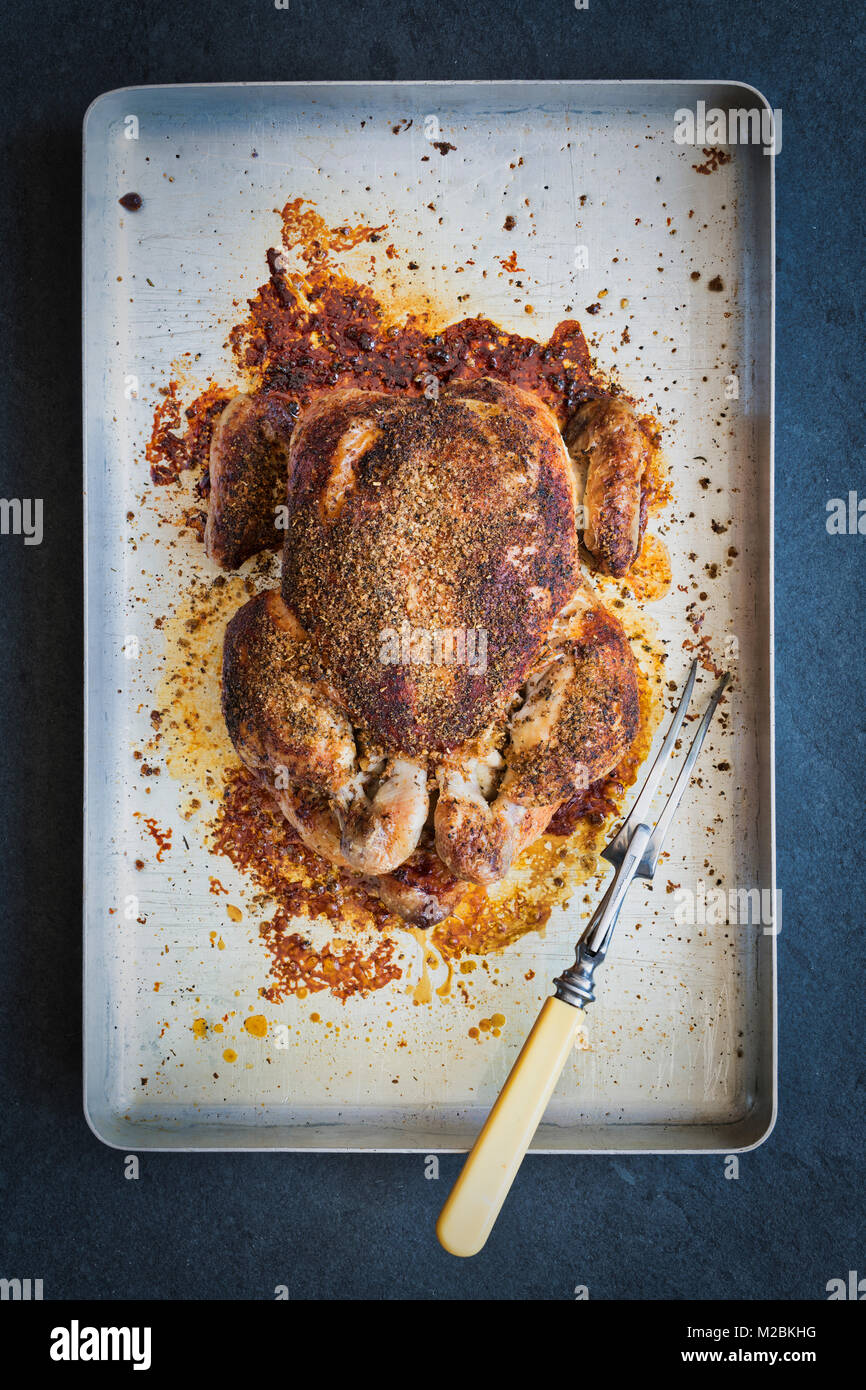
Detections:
[0, 0, 863, 1301]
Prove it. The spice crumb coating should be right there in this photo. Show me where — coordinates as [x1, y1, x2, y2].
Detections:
[282, 378, 582, 754]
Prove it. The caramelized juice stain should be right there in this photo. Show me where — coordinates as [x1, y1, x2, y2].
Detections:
[144, 197, 671, 1007]
[593, 533, 672, 605]
[152, 570, 266, 806]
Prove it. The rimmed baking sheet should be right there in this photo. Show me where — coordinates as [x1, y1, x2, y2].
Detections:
[83, 81, 775, 1151]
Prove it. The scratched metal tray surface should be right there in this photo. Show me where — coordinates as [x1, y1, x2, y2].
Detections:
[83, 81, 775, 1151]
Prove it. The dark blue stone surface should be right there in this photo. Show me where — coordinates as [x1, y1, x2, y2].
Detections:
[0, 0, 863, 1300]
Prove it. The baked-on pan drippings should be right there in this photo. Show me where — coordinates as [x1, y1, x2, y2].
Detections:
[147, 197, 672, 1001]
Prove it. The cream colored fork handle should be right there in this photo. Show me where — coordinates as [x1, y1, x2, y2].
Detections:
[436, 996, 582, 1258]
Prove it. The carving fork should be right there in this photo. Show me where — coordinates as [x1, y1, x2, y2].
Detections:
[437, 659, 729, 1257]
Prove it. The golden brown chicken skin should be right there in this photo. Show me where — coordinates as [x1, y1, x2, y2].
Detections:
[565, 396, 649, 577]
[369, 848, 468, 928]
[205, 392, 297, 569]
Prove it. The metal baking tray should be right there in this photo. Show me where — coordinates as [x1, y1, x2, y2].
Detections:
[83, 81, 775, 1152]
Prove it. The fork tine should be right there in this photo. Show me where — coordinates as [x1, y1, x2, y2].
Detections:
[602, 659, 698, 866]
[636, 671, 730, 879]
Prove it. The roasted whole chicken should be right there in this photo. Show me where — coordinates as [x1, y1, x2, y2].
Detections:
[213, 376, 649, 924]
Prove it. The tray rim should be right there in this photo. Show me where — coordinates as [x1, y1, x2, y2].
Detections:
[82, 77, 777, 1155]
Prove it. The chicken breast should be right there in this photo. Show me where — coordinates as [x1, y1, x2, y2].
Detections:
[281, 378, 581, 754]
